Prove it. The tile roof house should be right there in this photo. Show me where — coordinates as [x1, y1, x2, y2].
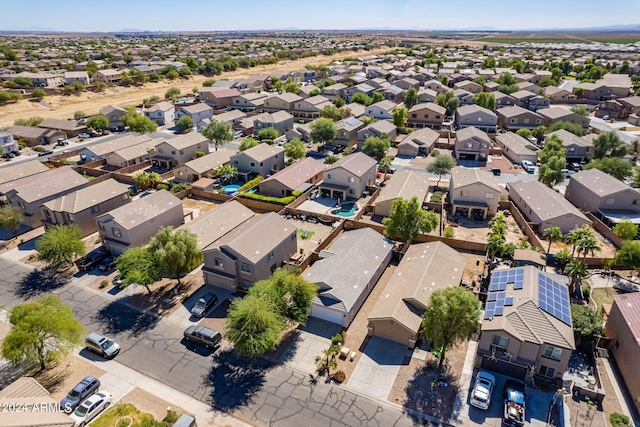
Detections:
[548, 129, 594, 162]
[356, 120, 397, 150]
[7, 125, 66, 147]
[175, 103, 214, 123]
[305, 228, 393, 327]
[37, 118, 88, 137]
[3, 166, 90, 228]
[494, 132, 539, 165]
[510, 90, 549, 111]
[150, 132, 209, 171]
[262, 93, 303, 113]
[454, 126, 492, 161]
[173, 148, 234, 182]
[202, 212, 297, 292]
[364, 100, 398, 120]
[320, 83, 347, 101]
[96, 189, 184, 255]
[407, 102, 446, 130]
[539, 107, 590, 130]
[231, 92, 269, 113]
[455, 104, 498, 134]
[198, 88, 241, 110]
[99, 105, 128, 128]
[475, 266, 575, 381]
[0, 130, 18, 154]
[0, 160, 48, 186]
[565, 168, 640, 218]
[396, 127, 440, 157]
[603, 292, 640, 413]
[331, 117, 365, 148]
[105, 138, 161, 168]
[496, 106, 544, 131]
[64, 70, 90, 86]
[252, 111, 294, 137]
[41, 178, 131, 237]
[198, 109, 246, 130]
[450, 166, 501, 219]
[367, 241, 466, 348]
[373, 170, 430, 217]
[258, 157, 325, 197]
[230, 143, 285, 181]
[292, 95, 332, 123]
[494, 91, 517, 108]
[92, 69, 123, 84]
[144, 101, 175, 126]
[0, 377, 74, 427]
[509, 180, 591, 233]
[318, 152, 377, 200]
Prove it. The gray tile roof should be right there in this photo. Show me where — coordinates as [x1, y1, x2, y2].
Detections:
[43, 178, 129, 214]
[164, 132, 208, 150]
[182, 148, 233, 174]
[0, 161, 49, 186]
[374, 170, 429, 207]
[179, 103, 213, 115]
[183, 200, 255, 250]
[538, 107, 574, 120]
[145, 101, 174, 112]
[233, 143, 284, 162]
[456, 126, 492, 144]
[409, 102, 446, 115]
[612, 292, 640, 343]
[509, 180, 590, 223]
[324, 152, 376, 177]
[110, 138, 161, 162]
[260, 157, 325, 189]
[3, 166, 89, 203]
[98, 189, 181, 231]
[549, 129, 592, 148]
[495, 132, 540, 156]
[85, 134, 152, 157]
[569, 168, 640, 198]
[496, 105, 541, 118]
[450, 166, 501, 191]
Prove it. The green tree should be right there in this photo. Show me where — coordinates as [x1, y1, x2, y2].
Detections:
[324, 155, 339, 165]
[0, 205, 23, 239]
[542, 226, 563, 268]
[392, 107, 408, 127]
[351, 92, 373, 106]
[426, 154, 457, 187]
[403, 87, 419, 110]
[74, 111, 86, 120]
[362, 116, 378, 126]
[258, 127, 279, 141]
[32, 88, 46, 100]
[585, 158, 633, 181]
[148, 227, 202, 285]
[203, 79, 216, 87]
[14, 116, 44, 126]
[200, 120, 234, 151]
[134, 172, 161, 191]
[555, 248, 573, 266]
[378, 156, 394, 181]
[166, 69, 179, 80]
[320, 105, 350, 121]
[382, 196, 439, 241]
[538, 134, 566, 164]
[570, 106, 589, 116]
[36, 225, 85, 269]
[239, 138, 259, 152]
[485, 234, 506, 259]
[310, 118, 337, 145]
[1, 295, 85, 371]
[547, 121, 583, 136]
[538, 155, 567, 187]
[574, 87, 584, 98]
[566, 227, 592, 258]
[283, 78, 301, 94]
[420, 287, 480, 368]
[333, 97, 346, 108]
[164, 86, 181, 101]
[571, 305, 604, 344]
[283, 138, 306, 160]
[127, 115, 158, 134]
[576, 233, 601, 262]
[14, 76, 33, 86]
[516, 128, 534, 139]
[115, 247, 160, 294]
[225, 294, 284, 359]
[472, 92, 496, 111]
[175, 116, 194, 133]
[309, 88, 321, 97]
[372, 91, 384, 104]
[593, 131, 627, 159]
[435, 90, 460, 116]
[361, 135, 390, 157]
[614, 217, 638, 241]
[86, 114, 109, 130]
[616, 240, 640, 271]
[212, 164, 238, 184]
[564, 259, 588, 295]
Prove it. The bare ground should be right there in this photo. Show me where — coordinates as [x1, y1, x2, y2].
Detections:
[120, 387, 190, 422]
[125, 275, 203, 317]
[31, 356, 107, 400]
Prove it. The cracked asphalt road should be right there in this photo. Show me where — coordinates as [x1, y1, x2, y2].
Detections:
[0, 257, 436, 427]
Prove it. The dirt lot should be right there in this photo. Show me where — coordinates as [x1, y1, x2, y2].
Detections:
[182, 197, 219, 221]
[460, 251, 487, 291]
[544, 229, 618, 259]
[481, 154, 528, 175]
[32, 356, 106, 400]
[444, 211, 525, 245]
[409, 147, 454, 168]
[0, 46, 395, 128]
[126, 274, 203, 317]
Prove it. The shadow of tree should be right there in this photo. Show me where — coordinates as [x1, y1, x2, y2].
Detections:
[206, 348, 270, 411]
[92, 300, 159, 337]
[14, 269, 69, 299]
[403, 362, 459, 422]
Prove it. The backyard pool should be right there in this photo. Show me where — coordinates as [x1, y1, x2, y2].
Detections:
[222, 184, 241, 195]
[330, 202, 358, 218]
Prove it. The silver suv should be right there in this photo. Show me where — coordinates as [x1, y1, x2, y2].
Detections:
[86, 332, 120, 359]
[183, 326, 222, 349]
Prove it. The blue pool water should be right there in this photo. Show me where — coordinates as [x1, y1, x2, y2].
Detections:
[330, 202, 357, 218]
[222, 184, 241, 194]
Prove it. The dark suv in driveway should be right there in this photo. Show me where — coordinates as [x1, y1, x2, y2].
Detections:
[60, 376, 101, 413]
[76, 249, 109, 271]
[190, 292, 217, 317]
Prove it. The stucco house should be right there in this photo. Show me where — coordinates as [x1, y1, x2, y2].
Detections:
[496, 106, 544, 131]
[231, 92, 269, 113]
[455, 104, 498, 134]
[230, 143, 285, 181]
[539, 107, 590, 130]
[253, 111, 294, 137]
[548, 129, 594, 163]
[292, 95, 332, 123]
[262, 93, 302, 113]
[449, 166, 501, 219]
[0, 161, 48, 187]
[150, 132, 209, 170]
[7, 125, 66, 146]
[100, 105, 127, 128]
[494, 132, 539, 165]
[318, 152, 377, 200]
[407, 103, 446, 130]
[175, 103, 214, 123]
[396, 127, 440, 157]
[373, 170, 430, 217]
[92, 69, 123, 84]
[258, 157, 325, 197]
[198, 88, 241, 110]
[356, 120, 397, 150]
[0, 130, 18, 154]
[330, 117, 365, 148]
[364, 100, 397, 120]
[565, 168, 640, 217]
[454, 126, 492, 161]
[173, 148, 234, 182]
[144, 101, 175, 126]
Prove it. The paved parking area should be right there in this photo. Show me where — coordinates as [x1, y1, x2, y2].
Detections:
[167, 285, 232, 328]
[281, 318, 341, 374]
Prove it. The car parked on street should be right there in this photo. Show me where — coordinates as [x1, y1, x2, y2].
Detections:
[112, 274, 125, 287]
[470, 371, 496, 410]
[37, 149, 54, 157]
[60, 376, 101, 414]
[183, 325, 222, 349]
[85, 332, 120, 359]
[190, 292, 218, 317]
[78, 133, 91, 139]
[69, 390, 112, 426]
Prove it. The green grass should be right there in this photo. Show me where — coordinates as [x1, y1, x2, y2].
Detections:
[590, 287, 626, 314]
[91, 404, 162, 427]
[587, 37, 640, 44]
[479, 37, 585, 44]
[296, 229, 315, 240]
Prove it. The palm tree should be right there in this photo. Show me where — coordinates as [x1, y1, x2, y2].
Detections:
[485, 234, 505, 261]
[488, 214, 507, 238]
[576, 234, 601, 262]
[564, 259, 588, 295]
[378, 156, 393, 182]
[565, 227, 591, 258]
[542, 226, 563, 270]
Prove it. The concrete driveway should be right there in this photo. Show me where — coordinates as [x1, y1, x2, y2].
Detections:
[347, 336, 407, 400]
[167, 285, 231, 328]
[282, 318, 341, 374]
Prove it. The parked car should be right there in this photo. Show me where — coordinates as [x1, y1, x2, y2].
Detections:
[561, 169, 573, 178]
[183, 325, 222, 348]
[97, 257, 115, 272]
[85, 332, 120, 359]
[378, 164, 397, 174]
[503, 380, 526, 426]
[56, 138, 69, 146]
[37, 149, 54, 157]
[190, 292, 218, 317]
[60, 376, 101, 413]
[78, 133, 91, 139]
[570, 162, 583, 172]
[69, 390, 113, 426]
[2, 152, 15, 158]
[112, 275, 125, 287]
[489, 167, 501, 176]
[470, 371, 496, 410]
[521, 160, 535, 173]
[75, 249, 109, 271]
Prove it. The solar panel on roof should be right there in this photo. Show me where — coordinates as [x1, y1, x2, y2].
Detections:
[537, 272, 572, 326]
[494, 305, 504, 316]
[345, 117, 361, 127]
[505, 296, 514, 306]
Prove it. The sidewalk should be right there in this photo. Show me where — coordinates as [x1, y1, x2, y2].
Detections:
[451, 339, 478, 425]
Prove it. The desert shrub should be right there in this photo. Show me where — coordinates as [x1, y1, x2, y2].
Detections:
[33, 145, 45, 152]
[156, 183, 169, 191]
[99, 280, 108, 289]
[610, 413, 631, 427]
[444, 226, 454, 238]
[431, 149, 440, 157]
[582, 287, 591, 301]
[431, 191, 443, 203]
[333, 370, 346, 383]
[163, 409, 179, 423]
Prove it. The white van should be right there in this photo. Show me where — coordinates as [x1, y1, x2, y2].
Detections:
[521, 160, 535, 173]
[86, 332, 120, 359]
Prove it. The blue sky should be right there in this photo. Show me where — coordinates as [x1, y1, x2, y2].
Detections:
[1, 0, 638, 32]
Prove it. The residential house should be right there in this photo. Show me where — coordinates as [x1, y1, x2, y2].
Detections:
[495, 132, 539, 165]
[356, 120, 397, 150]
[198, 88, 241, 110]
[539, 107, 590, 130]
[475, 266, 575, 381]
[150, 132, 209, 170]
[343, 83, 375, 103]
[378, 85, 405, 103]
[417, 88, 438, 103]
[318, 152, 377, 200]
[0, 160, 48, 187]
[262, 93, 302, 113]
[364, 100, 397, 120]
[423, 79, 449, 94]
[92, 69, 123, 84]
[397, 127, 440, 157]
[295, 69, 316, 82]
[305, 228, 393, 326]
[198, 109, 246, 130]
[548, 129, 594, 162]
[6, 126, 65, 147]
[3, 167, 89, 228]
[455, 104, 498, 134]
[38, 118, 87, 137]
[367, 241, 466, 348]
[40, 179, 131, 237]
[78, 134, 152, 163]
[407, 103, 446, 130]
[258, 157, 325, 197]
[230, 143, 285, 181]
[603, 292, 640, 413]
[231, 92, 268, 113]
[9, 71, 63, 87]
[64, 71, 90, 86]
[175, 103, 214, 123]
[298, 84, 319, 98]
[321, 83, 346, 101]
[0, 130, 18, 154]
[253, 111, 294, 137]
[292, 95, 332, 123]
[454, 80, 482, 94]
[105, 138, 160, 168]
[484, 81, 500, 92]
[510, 90, 549, 111]
[99, 105, 127, 128]
[173, 148, 234, 182]
[96, 189, 184, 255]
[331, 117, 365, 148]
[144, 101, 175, 126]
[545, 86, 576, 101]
[0, 377, 75, 427]
[454, 126, 492, 161]
[496, 106, 544, 131]
[578, 75, 631, 101]
[619, 96, 640, 117]
[533, 70, 553, 84]
[449, 166, 501, 219]
[394, 77, 420, 91]
[508, 180, 591, 233]
[495, 92, 517, 108]
[373, 170, 429, 217]
[202, 212, 297, 292]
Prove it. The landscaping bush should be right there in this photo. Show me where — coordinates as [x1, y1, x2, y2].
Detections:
[611, 413, 631, 427]
[156, 183, 169, 191]
[239, 191, 296, 206]
[431, 191, 443, 203]
[261, 139, 274, 145]
[163, 409, 179, 424]
[582, 287, 591, 302]
[99, 280, 108, 289]
[18, 140, 26, 149]
[34, 145, 45, 152]
[444, 226, 454, 238]
[431, 149, 440, 157]
[239, 176, 264, 192]
[170, 182, 191, 194]
[102, 129, 110, 135]
[333, 370, 346, 383]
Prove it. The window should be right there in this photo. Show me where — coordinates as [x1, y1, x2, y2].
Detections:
[481, 144, 487, 149]
[250, 162, 255, 167]
[260, 162, 264, 166]
[233, 160, 239, 165]
[91, 205, 100, 214]
[268, 251, 274, 260]
[327, 173, 332, 180]
[44, 209, 51, 219]
[524, 118, 530, 124]
[465, 143, 473, 149]
[180, 150, 184, 155]
[66, 213, 74, 222]
[121, 193, 128, 201]
[172, 150, 176, 155]
[485, 192, 494, 199]
[112, 227, 121, 238]
[436, 115, 441, 119]
[492, 335, 508, 349]
[349, 189, 355, 194]
[465, 117, 469, 122]
[411, 113, 417, 118]
[424, 114, 429, 119]
[543, 345, 562, 360]
[477, 117, 482, 122]
[510, 118, 517, 124]
[536, 119, 542, 124]
[460, 190, 469, 197]
[241, 263, 251, 273]
[539, 365, 555, 378]
[605, 198, 615, 205]
[98, 222, 105, 231]
[348, 177, 355, 183]
[214, 258, 224, 268]
[158, 148, 163, 153]
[242, 279, 252, 289]
[568, 147, 575, 152]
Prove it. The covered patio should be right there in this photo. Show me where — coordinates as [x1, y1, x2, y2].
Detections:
[452, 200, 490, 220]
[318, 182, 351, 201]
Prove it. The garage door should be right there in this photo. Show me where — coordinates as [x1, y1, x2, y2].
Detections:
[481, 357, 527, 379]
[310, 304, 344, 326]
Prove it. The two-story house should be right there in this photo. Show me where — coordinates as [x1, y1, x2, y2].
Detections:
[331, 117, 365, 148]
[252, 111, 294, 137]
[511, 90, 549, 111]
[449, 166, 501, 219]
[397, 127, 440, 157]
[453, 89, 474, 106]
[454, 80, 482, 94]
[175, 103, 214, 124]
[173, 148, 234, 182]
[64, 71, 90, 86]
[105, 139, 160, 169]
[262, 93, 302, 113]
[0, 130, 18, 154]
[150, 133, 209, 170]
[79, 134, 152, 163]
[230, 143, 285, 181]
[99, 105, 127, 129]
[407, 103, 446, 130]
[496, 106, 544, 131]
[96, 189, 184, 255]
[231, 92, 269, 113]
[454, 126, 492, 161]
[198, 88, 241, 110]
[356, 120, 397, 150]
[539, 107, 590, 130]
[40, 179, 131, 237]
[292, 95, 332, 123]
[38, 119, 87, 138]
[144, 101, 175, 126]
[258, 157, 325, 197]
[364, 100, 398, 120]
[343, 83, 375, 103]
[455, 104, 498, 134]
[372, 170, 430, 217]
[321, 83, 347, 101]
[548, 129, 594, 163]
[565, 169, 640, 217]
[494, 132, 539, 165]
[92, 69, 123, 84]
[318, 152, 377, 200]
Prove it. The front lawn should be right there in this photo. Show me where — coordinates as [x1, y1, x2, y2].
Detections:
[92, 403, 178, 427]
[591, 287, 626, 314]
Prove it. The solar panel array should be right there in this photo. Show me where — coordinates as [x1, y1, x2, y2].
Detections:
[345, 117, 361, 127]
[538, 272, 572, 326]
[489, 268, 525, 292]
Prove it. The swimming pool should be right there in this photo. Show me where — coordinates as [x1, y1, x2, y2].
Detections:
[222, 184, 241, 195]
[330, 202, 357, 218]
